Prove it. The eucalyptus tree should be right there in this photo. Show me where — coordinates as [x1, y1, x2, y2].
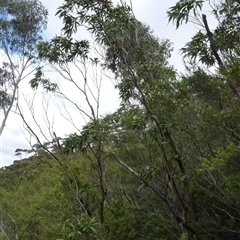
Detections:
[44, 0, 202, 238]
[0, 0, 48, 135]
[26, 2, 109, 231]
[168, 0, 240, 66]
[52, 0, 240, 239]
[167, 0, 240, 98]
[20, 0, 240, 239]
[167, 1, 240, 238]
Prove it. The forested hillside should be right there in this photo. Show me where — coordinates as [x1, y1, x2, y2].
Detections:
[1, 0, 240, 239]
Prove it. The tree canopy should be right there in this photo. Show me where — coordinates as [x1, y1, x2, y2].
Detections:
[0, 0, 47, 135]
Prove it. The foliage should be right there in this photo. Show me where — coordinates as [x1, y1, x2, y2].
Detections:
[0, 63, 13, 109]
[0, 0, 47, 55]
[0, 0, 48, 135]
[30, 66, 57, 92]
[58, 216, 99, 240]
[168, 0, 240, 67]
[2, 0, 240, 240]
[167, 0, 204, 29]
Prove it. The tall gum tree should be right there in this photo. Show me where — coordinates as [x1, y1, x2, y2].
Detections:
[167, 0, 240, 97]
[25, 22, 109, 230]
[49, 0, 200, 238]
[0, 0, 48, 136]
[25, 0, 240, 239]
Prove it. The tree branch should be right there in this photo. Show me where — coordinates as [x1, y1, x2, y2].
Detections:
[202, 14, 223, 66]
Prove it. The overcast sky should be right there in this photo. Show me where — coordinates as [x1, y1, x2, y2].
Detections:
[0, 0, 203, 167]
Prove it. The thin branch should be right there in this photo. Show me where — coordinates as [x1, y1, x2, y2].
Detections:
[23, 94, 51, 143]
[55, 89, 94, 120]
[54, 100, 83, 132]
[112, 152, 164, 199]
[17, 103, 62, 166]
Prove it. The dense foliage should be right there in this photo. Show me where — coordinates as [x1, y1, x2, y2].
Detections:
[1, 0, 240, 239]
